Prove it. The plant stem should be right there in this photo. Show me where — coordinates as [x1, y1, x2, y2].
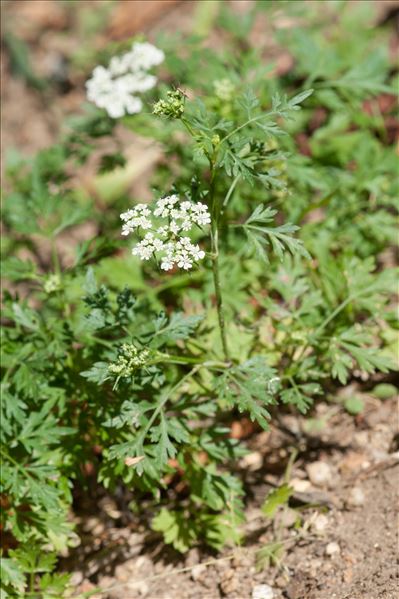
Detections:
[139, 364, 202, 444]
[181, 116, 230, 361]
[223, 174, 240, 208]
[158, 353, 228, 367]
[29, 570, 35, 595]
[292, 282, 378, 366]
[211, 248, 229, 361]
[219, 110, 280, 145]
[209, 166, 230, 362]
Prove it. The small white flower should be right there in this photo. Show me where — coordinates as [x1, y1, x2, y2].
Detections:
[180, 201, 192, 212]
[193, 212, 211, 226]
[109, 54, 132, 77]
[191, 202, 208, 213]
[157, 226, 169, 237]
[177, 254, 193, 270]
[153, 238, 165, 251]
[129, 42, 165, 71]
[86, 41, 164, 118]
[138, 217, 152, 230]
[121, 195, 210, 272]
[135, 204, 151, 215]
[122, 224, 132, 236]
[120, 72, 157, 93]
[169, 220, 181, 235]
[120, 209, 135, 221]
[181, 219, 192, 231]
[132, 243, 152, 260]
[154, 194, 179, 217]
[161, 258, 174, 271]
[178, 237, 192, 248]
[190, 245, 205, 261]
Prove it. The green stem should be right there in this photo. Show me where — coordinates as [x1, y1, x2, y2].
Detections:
[222, 174, 240, 208]
[29, 570, 35, 595]
[137, 359, 229, 450]
[180, 115, 230, 361]
[291, 283, 378, 368]
[146, 269, 205, 298]
[51, 237, 61, 276]
[220, 110, 279, 145]
[1, 448, 26, 472]
[139, 364, 202, 444]
[157, 354, 227, 367]
[211, 249, 229, 361]
[181, 117, 197, 139]
[209, 167, 230, 361]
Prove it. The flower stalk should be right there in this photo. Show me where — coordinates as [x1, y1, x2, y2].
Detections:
[211, 242, 229, 362]
[209, 164, 230, 362]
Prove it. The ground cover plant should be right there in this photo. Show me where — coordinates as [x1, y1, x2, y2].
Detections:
[1, 2, 397, 597]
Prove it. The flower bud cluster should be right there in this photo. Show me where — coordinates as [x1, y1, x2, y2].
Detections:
[86, 42, 164, 118]
[44, 274, 61, 294]
[214, 78, 235, 102]
[153, 90, 185, 119]
[120, 195, 211, 271]
[108, 344, 151, 377]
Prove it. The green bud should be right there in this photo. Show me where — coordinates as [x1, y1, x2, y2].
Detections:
[211, 134, 221, 147]
[213, 78, 235, 102]
[44, 274, 61, 294]
[108, 344, 152, 378]
[153, 90, 185, 119]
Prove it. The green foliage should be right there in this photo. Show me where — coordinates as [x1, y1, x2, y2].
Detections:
[1, 2, 397, 594]
[241, 205, 309, 262]
[255, 540, 284, 571]
[216, 357, 279, 429]
[261, 484, 293, 519]
[343, 396, 365, 416]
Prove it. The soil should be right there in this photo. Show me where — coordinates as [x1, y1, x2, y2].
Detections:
[2, 2, 398, 598]
[63, 393, 398, 599]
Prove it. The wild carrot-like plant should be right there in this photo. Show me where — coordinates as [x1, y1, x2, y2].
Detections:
[1, 6, 397, 594]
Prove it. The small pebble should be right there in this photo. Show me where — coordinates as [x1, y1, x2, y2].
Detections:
[92, 522, 105, 536]
[138, 582, 149, 596]
[185, 547, 200, 567]
[343, 568, 353, 584]
[308, 558, 323, 578]
[70, 571, 83, 587]
[83, 517, 99, 532]
[220, 569, 239, 595]
[312, 513, 329, 533]
[135, 556, 153, 571]
[275, 575, 287, 588]
[291, 477, 312, 492]
[325, 542, 341, 557]
[127, 533, 143, 546]
[232, 552, 251, 568]
[240, 451, 263, 471]
[346, 486, 365, 507]
[191, 564, 206, 582]
[306, 461, 332, 487]
[252, 583, 275, 599]
[280, 508, 298, 528]
[114, 563, 129, 582]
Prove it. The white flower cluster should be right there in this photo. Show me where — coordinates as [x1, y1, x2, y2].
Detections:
[120, 195, 211, 271]
[86, 42, 164, 118]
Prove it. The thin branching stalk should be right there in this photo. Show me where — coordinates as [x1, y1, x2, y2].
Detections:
[209, 165, 230, 361]
[180, 116, 230, 361]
